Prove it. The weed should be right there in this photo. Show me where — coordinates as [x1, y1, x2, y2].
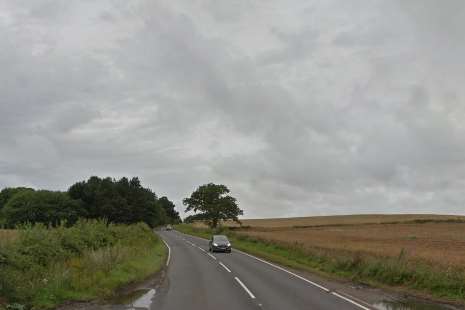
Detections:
[0, 221, 166, 309]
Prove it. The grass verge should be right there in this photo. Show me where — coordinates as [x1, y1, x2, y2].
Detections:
[175, 224, 465, 303]
[0, 221, 166, 310]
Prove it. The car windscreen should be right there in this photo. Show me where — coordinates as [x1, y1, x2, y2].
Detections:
[213, 236, 229, 243]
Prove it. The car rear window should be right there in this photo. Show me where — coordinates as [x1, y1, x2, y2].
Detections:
[214, 235, 229, 242]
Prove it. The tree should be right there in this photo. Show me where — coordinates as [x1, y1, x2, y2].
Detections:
[158, 196, 181, 224]
[0, 187, 34, 210]
[68, 176, 167, 227]
[2, 190, 83, 227]
[183, 213, 208, 224]
[183, 183, 243, 228]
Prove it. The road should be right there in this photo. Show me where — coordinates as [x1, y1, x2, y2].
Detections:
[151, 230, 372, 310]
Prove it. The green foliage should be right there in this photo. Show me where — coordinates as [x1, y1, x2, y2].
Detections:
[157, 197, 181, 224]
[0, 188, 34, 228]
[183, 183, 243, 228]
[2, 191, 82, 228]
[1, 177, 179, 228]
[0, 221, 166, 309]
[183, 213, 208, 224]
[68, 176, 172, 227]
[0, 188, 34, 211]
[176, 224, 465, 302]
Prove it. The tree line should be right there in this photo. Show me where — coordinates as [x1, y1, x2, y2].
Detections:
[0, 176, 181, 228]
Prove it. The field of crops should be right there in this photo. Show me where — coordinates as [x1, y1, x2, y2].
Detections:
[190, 214, 465, 269]
[180, 215, 465, 302]
[215, 214, 465, 228]
[237, 222, 465, 268]
[191, 214, 465, 268]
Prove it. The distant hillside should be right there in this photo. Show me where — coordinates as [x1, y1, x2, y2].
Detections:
[212, 214, 465, 228]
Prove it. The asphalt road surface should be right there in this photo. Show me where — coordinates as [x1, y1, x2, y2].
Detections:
[152, 230, 373, 310]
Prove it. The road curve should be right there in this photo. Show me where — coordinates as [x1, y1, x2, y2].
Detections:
[153, 230, 372, 310]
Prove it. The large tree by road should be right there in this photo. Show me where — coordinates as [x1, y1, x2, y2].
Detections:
[183, 183, 243, 228]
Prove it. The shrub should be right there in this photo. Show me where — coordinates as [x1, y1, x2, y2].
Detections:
[0, 220, 165, 309]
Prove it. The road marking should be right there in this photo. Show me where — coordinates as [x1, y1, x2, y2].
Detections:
[178, 232, 372, 310]
[331, 292, 372, 310]
[234, 277, 256, 299]
[198, 247, 206, 253]
[186, 241, 196, 247]
[219, 261, 231, 273]
[207, 253, 217, 260]
[337, 292, 374, 309]
[161, 239, 171, 266]
[235, 249, 330, 292]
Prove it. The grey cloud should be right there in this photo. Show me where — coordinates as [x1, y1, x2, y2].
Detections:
[0, 0, 464, 218]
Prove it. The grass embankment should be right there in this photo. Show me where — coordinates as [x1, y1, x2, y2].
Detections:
[0, 221, 166, 310]
[176, 223, 465, 303]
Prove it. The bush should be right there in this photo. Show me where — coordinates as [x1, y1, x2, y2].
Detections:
[0, 220, 165, 309]
[2, 191, 82, 228]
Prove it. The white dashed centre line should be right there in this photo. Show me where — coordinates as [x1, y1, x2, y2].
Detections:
[219, 261, 231, 273]
[207, 253, 217, 260]
[235, 277, 256, 299]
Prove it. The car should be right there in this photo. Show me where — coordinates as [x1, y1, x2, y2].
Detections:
[209, 235, 231, 253]
[166, 224, 173, 231]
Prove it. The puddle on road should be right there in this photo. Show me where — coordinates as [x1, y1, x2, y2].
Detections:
[373, 299, 458, 310]
[110, 289, 156, 309]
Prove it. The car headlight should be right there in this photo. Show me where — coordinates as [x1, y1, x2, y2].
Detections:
[227, 243, 231, 247]
[213, 243, 218, 246]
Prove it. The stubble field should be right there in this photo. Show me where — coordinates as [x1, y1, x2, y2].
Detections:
[236, 222, 465, 268]
[184, 215, 465, 301]
[195, 214, 465, 268]
[221, 213, 465, 228]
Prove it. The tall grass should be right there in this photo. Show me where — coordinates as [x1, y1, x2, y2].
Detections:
[0, 230, 17, 247]
[176, 224, 465, 303]
[0, 221, 166, 309]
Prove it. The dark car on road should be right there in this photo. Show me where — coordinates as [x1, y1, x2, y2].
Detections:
[209, 235, 231, 253]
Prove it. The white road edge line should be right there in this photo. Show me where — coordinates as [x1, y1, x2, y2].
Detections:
[161, 239, 171, 267]
[207, 253, 217, 260]
[178, 232, 371, 310]
[219, 261, 232, 273]
[235, 249, 330, 292]
[337, 292, 374, 309]
[331, 292, 372, 310]
[234, 277, 256, 299]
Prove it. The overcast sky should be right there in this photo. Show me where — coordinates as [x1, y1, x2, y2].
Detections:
[1, 1, 464, 218]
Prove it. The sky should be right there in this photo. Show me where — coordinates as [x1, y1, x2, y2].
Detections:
[1, 0, 464, 218]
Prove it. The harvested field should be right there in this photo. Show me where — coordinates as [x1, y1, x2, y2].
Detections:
[182, 215, 465, 302]
[236, 222, 465, 268]
[219, 214, 465, 228]
[192, 214, 465, 267]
